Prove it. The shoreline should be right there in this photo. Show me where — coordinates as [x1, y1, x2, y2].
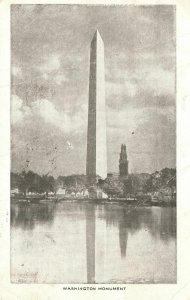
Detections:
[11, 196, 176, 207]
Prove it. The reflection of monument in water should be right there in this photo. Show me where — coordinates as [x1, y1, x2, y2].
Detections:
[86, 205, 96, 283]
[119, 210, 128, 258]
[86, 30, 107, 182]
[85, 204, 128, 283]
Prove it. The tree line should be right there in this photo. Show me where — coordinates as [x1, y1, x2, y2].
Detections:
[11, 171, 87, 196]
[11, 168, 176, 197]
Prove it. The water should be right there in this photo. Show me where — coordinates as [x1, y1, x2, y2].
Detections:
[11, 201, 176, 283]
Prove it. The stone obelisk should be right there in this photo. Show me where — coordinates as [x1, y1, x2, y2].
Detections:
[86, 30, 107, 181]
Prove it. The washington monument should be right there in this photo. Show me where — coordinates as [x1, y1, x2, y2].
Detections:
[86, 30, 107, 180]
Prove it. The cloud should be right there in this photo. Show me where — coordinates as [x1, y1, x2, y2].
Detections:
[12, 66, 22, 78]
[106, 69, 138, 100]
[11, 96, 87, 176]
[11, 95, 86, 134]
[107, 105, 175, 173]
[138, 66, 175, 96]
[106, 80, 137, 99]
[54, 74, 68, 85]
[107, 105, 139, 133]
[37, 56, 69, 86]
[11, 95, 31, 124]
[33, 99, 86, 134]
[11, 95, 23, 124]
[11, 5, 176, 175]
[38, 56, 60, 74]
[105, 62, 175, 111]
[32, 98, 63, 126]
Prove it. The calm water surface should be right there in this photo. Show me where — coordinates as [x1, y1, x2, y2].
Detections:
[11, 201, 176, 283]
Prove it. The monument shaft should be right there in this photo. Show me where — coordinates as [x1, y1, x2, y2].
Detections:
[86, 30, 107, 179]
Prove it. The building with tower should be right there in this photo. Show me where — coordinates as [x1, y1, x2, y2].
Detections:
[119, 144, 129, 177]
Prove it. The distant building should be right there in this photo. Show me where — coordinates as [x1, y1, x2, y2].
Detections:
[56, 188, 66, 195]
[56, 188, 66, 200]
[48, 192, 54, 196]
[76, 191, 84, 198]
[107, 172, 119, 179]
[83, 189, 89, 198]
[119, 144, 129, 177]
[11, 188, 19, 196]
[97, 189, 108, 199]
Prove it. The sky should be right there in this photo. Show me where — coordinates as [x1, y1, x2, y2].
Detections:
[11, 5, 176, 176]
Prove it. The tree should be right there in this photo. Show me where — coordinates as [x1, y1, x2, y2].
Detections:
[143, 168, 176, 194]
[40, 175, 55, 195]
[143, 176, 154, 193]
[18, 170, 36, 196]
[102, 178, 124, 197]
[123, 177, 133, 195]
[11, 172, 21, 190]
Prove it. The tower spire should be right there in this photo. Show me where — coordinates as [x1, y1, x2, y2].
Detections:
[119, 144, 129, 177]
[86, 30, 107, 180]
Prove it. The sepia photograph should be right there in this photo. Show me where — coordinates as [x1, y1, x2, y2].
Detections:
[11, 4, 176, 284]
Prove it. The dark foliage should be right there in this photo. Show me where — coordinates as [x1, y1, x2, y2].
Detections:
[11, 167, 176, 197]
